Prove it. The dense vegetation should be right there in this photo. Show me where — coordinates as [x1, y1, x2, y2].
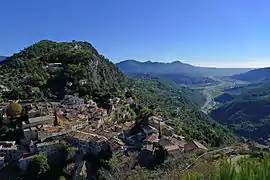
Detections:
[0, 40, 126, 100]
[183, 152, 270, 180]
[99, 148, 270, 179]
[128, 77, 236, 146]
[211, 83, 270, 144]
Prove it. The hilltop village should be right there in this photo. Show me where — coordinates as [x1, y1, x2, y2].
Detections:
[0, 93, 208, 176]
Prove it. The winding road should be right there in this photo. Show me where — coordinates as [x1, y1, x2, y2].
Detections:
[198, 77, 247, 114]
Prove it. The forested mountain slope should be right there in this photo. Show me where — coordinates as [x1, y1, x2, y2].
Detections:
[0, 40, 126, 100]
[232, 67, 270, 82]
[211, 83, 270, 144]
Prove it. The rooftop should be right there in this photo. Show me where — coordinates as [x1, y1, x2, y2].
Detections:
[29, 115, 54, 124]
[145, 133, 159, 143]
[192, 140, 208, 150]
[69, 131, 108, 143]
[36, 140, 60, 147]
[165, 144, 180, 152]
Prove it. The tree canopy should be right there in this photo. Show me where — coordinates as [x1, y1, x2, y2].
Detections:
[6, 101, 22, 117]
[26, 154, 50, 179]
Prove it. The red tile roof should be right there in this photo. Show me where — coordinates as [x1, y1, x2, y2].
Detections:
[124, 121, 135, 128]
[145, 133, 159, 143]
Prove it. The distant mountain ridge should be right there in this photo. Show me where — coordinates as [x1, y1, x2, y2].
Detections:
[0, 56, 6, 61]
[117, 60, 252, 77]
[116, 60, 252, 86]
[232, 67, 270, 82]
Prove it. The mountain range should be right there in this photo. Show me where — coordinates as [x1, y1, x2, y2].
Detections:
[117, 60, 252, 77]
[116, 60, 252, 86]
[232, 67, 270, 82]
[0, 56, 6, 61]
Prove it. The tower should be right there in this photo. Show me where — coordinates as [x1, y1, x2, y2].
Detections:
[158, 120, 162, 139]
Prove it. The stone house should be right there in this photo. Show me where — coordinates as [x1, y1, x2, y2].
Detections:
[23, 115, 54, 128]
[67, 131, 108, 155]
[37, 126, 71, 142]
[62, 95, 84, 109]
[184, 140, 208, 153]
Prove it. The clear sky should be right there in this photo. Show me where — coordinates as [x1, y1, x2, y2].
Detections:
[1, 0, 270, 68]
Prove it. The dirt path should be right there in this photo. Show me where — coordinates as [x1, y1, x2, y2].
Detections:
[180, 146, 235, 173]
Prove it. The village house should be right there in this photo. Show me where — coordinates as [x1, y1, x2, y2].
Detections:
[184, 140, 208, 153]
[23, 115, 54, 128]
[148, 116, 174, 136]
[91, 107, 107, 120]
[0, 141, 20, 160]
[67, 131, 109, 155]
[21, 127, 38, 144]
[36, 140, 61, 157]
[65, 120, 88, 131]
[158, 136, 186, 156]
[165, 144, 182, 156]
[143, 133, 159, 145]
[62, 95, 84, 109]
[37, 126, 71, 142]
[142, 125, 158, 138]
[108, 137, 125, 152]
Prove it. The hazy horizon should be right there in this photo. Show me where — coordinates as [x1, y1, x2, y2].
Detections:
[119, 59, 269, 68]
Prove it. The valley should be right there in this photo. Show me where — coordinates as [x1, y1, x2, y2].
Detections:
[2, 1, 270, 179]
[198, 77, 248, 114]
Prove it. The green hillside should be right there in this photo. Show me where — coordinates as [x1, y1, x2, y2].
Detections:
[211, 83, 270, 144]
[0, 40, 126, 100]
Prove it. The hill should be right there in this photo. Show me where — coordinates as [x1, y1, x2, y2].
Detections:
[232, 67, 270, 82]
[211, 83, 270, 144]
[0, 56, 6, 61]
[0, 40, 126, 100]
[116, 60, 252, 81]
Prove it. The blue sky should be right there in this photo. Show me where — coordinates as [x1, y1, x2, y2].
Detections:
[1, 0, 270, 68]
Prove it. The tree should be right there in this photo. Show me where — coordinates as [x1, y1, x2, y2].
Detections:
[65, 147, 78, 161]
[26, 154, 50, 179]
[58, 176, 66, 180]
[6, 101, 22, 117]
